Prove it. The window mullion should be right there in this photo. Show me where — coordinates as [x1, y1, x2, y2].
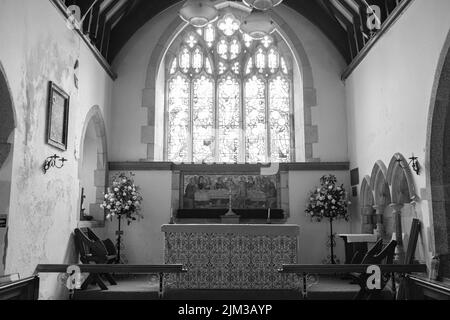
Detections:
[289, 79, 295, 162]
[189, 77, 194, 163]
[240, 79, 245, 164]
[214, 76, 219, 163]
[266, 77, 271, 163]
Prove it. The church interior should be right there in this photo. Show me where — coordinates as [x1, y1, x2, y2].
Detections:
[1, 0, 450, 301]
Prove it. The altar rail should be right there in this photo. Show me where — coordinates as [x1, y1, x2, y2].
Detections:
[35, 264, 186, 299]
[0, 276, 40, 300]
[279, 264, 427, 300]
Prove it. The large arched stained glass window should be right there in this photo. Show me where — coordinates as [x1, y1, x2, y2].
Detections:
[166, 13, 293, 163]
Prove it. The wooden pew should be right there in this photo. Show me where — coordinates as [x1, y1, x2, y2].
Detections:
[0, 273, 20, 285]
[0, 276, 40, 300]
[35, 264, 186, 299]
[279, 264, 427, 300]
[404, 275, 450, 300]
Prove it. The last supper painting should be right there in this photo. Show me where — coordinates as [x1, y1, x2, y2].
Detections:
[182, 174, 279, 209]
[1, 0, 450, 307]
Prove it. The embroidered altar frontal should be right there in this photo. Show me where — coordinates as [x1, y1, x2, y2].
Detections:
[162, 224, 300, 290]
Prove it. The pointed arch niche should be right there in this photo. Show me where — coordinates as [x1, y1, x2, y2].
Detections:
[0, 62, 16, 276]
[360, 175, 375, 234]
[387, 153, 419, 262]
[370, 161, 392, 240]
[141, 1, 318, 163]
[387, 153, 418, 205]
[78, 106, 108, 227]
[427, 29, 450, 278]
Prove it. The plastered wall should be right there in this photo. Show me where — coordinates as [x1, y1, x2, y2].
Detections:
[0, 0, 113, 299]
[345, 0, 450, 264]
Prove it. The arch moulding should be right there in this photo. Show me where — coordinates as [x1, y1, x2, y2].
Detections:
[0, 62, 16, 169]
[370, 160, 392, 207]
[386, 153, 418, 204]
[425, 29, 450, 259]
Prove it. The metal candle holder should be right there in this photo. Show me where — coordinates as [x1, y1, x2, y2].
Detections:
[43, 154, 68, 174]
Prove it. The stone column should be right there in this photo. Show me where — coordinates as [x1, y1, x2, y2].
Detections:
[390, 203, 405, 263]
[372, 205, 385, 238]
[361, 206, 375, 234]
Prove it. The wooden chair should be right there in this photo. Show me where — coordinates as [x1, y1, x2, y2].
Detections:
[74, 228, 117, 290]
[397, 219, 421, 299]
[350, 238, 384, 264]
[350, 239, 398, 300]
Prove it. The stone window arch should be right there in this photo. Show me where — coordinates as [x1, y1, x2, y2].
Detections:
[165, 12, 294, 163]
[141, 1, 318, 162]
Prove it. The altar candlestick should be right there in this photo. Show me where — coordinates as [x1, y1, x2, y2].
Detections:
[225, 188, 235, 216]
[169, 207, 175, 224]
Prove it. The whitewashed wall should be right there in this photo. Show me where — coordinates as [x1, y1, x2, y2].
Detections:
[346, 0, 450, 264]
[105, 170, 351, 266]
[0, 0, 113, 299]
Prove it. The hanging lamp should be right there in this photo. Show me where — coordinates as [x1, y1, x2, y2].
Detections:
[179, 0, 219, 28]
[243, 0, 283, 11]
[240, 11, 276, 40]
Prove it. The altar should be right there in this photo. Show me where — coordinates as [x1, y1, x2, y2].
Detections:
[162, 224, 299, 290]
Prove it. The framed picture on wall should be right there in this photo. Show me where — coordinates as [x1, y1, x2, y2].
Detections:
[46, 81, 70, 151]
[0, 214, 7, 228]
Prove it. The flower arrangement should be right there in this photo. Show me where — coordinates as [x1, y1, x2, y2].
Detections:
[101, 173, 143, 225]
[306, 175, 350, 264]
[306, 175, 350, 222]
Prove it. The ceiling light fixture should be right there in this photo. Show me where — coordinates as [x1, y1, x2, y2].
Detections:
[240, 11, 276, 40]
[179, 0, 219, 28]
[243, 0, 283, 11]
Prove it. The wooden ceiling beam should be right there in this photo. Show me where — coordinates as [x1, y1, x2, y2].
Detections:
[96, 0, 121, 50]
[336, 0, 364, 52]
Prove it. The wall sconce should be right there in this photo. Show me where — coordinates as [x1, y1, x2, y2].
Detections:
[396, 154, 420, 176]
[409, 155, 421, 175]
[43, 154, 68, 174]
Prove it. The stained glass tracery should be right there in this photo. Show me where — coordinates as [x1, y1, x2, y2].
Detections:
[167, 75, 190, 162]
[193, 76, 215, 163]
[167, 13, 293, 163]
[245, 76, 267, 163]
[269, 76, 291, 162]
[218, 76, 241, 163]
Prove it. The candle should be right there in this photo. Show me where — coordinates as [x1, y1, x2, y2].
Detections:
[268, 208, 271, 220]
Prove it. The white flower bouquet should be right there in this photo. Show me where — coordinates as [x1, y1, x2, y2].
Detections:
[305, 175, 350, 222]
[101, 173, 144, 225]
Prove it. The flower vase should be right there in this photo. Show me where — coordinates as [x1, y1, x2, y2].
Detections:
[329, 217, 336, 264]
[116, 215, 123, 264]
